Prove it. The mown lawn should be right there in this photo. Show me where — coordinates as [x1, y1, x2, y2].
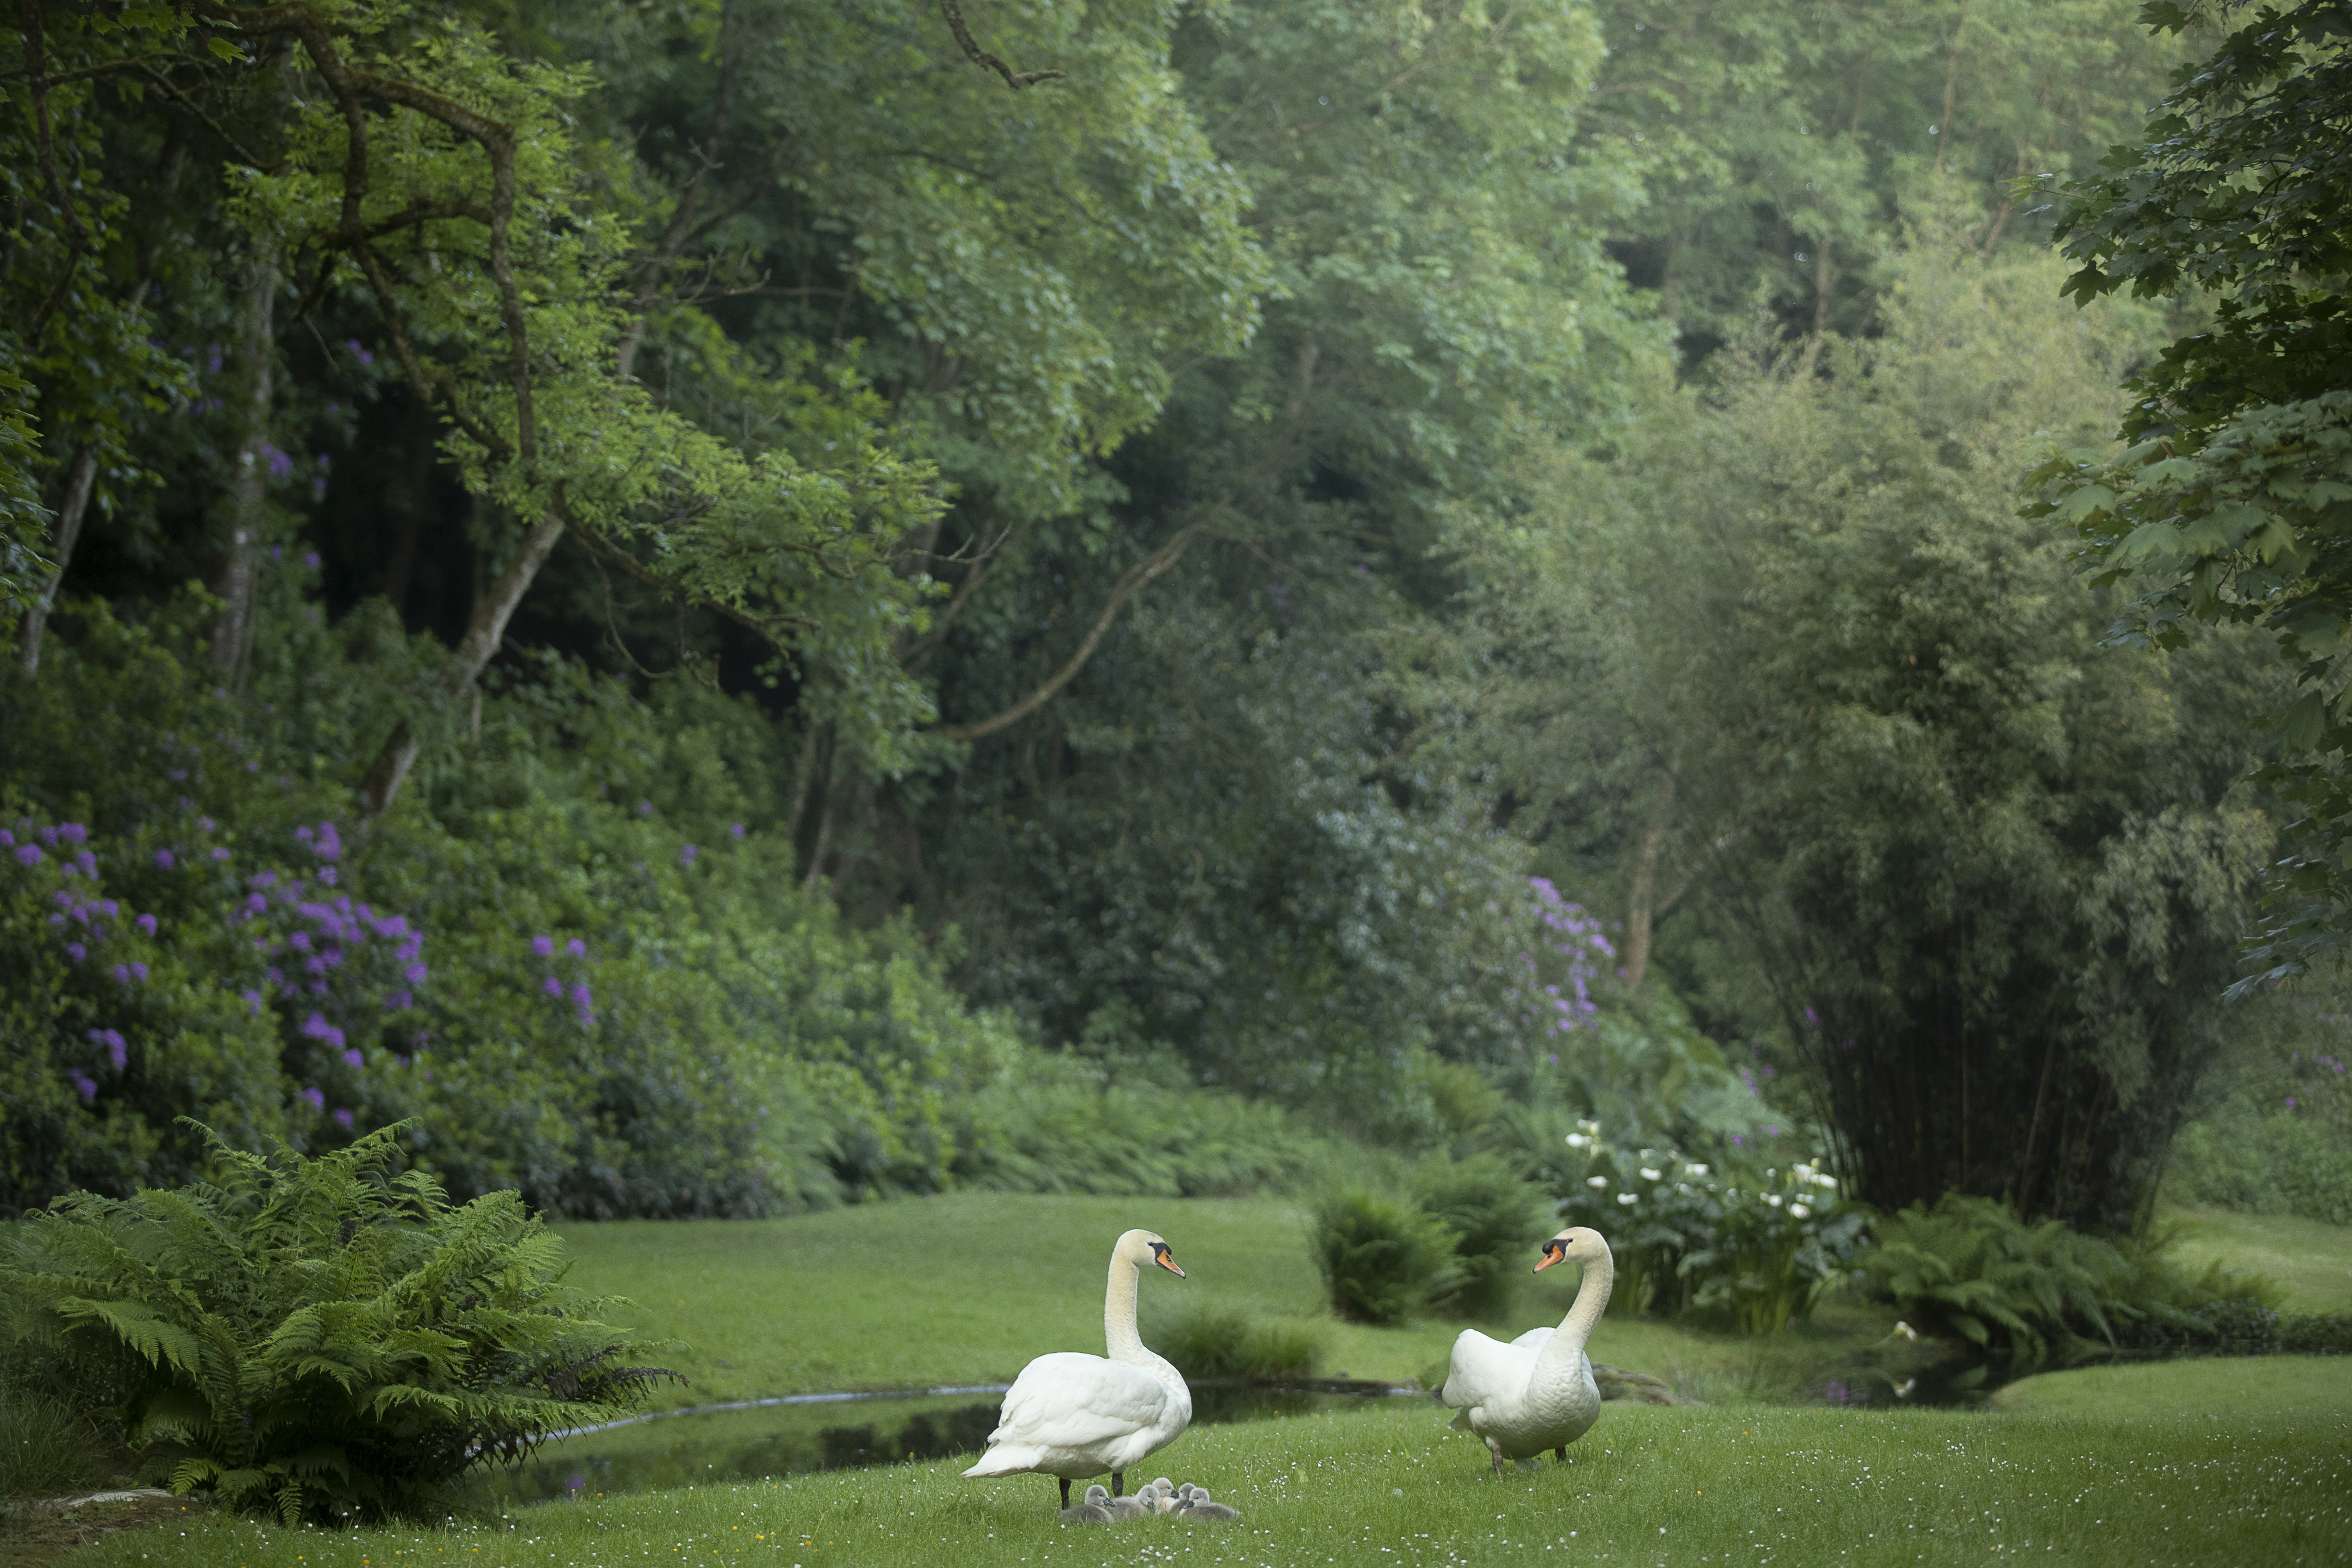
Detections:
[551, 1194, 1885, 1408]
[63, 1366, 2352, 1568]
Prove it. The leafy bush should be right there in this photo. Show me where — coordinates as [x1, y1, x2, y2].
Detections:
[1540, 1121, 1864, 1332]
[1411, 1154, 1548, 1320]
[2166, 1038, 2352, 1224]
[1309, 1189, 1462, 1326]
[1144, 1301, 1327, 1383]
[0, 1124, 674, 1522]
[1855, 1194, 2273, 1366]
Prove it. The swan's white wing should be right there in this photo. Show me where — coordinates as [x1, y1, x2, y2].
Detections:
[990, 1352, 1171, 1450]
[1509, 1326, 1555, 1353]
[1439, 1328, 1532, 1412]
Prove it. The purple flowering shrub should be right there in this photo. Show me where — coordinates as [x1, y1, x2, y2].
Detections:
[0, 814, 286, 1208]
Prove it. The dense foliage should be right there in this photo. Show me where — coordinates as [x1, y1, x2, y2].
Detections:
[0, 1125, 671, 1521]
[2, 0, 2321, 1275]
[2042, 0, 2352, 977]
[1445, 240, 2276, 1234]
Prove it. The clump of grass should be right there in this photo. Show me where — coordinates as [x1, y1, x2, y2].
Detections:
[1146, 1300, 1328, 1381]
[0, 1388, 104, 1500]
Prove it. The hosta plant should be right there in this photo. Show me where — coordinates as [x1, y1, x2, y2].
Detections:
[1547, 1122, 1864, 1332]
[0, 1123, 674, 1522]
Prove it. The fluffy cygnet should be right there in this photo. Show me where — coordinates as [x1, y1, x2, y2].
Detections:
[1175, 1486, 1240, 1522]
[1105, 1491, 1153, 1522]
[1059, 1484, 1113, 1525]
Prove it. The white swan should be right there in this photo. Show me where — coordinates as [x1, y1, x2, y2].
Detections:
[962, 1228, 1194, 1508]
[1439, 1226, 1615, 1479]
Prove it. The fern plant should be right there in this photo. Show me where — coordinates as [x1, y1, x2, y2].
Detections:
[0, 1122, 673, 1522]
[1855, 1194, 2270, 1367]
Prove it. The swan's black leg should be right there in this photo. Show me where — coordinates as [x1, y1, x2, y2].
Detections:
[1554, 1446, 1567, 1464]
[1488, 1443, 1505, 1481]
[1111, 1470, 1125, 1498]
[1059, 1478, 1071, 1510]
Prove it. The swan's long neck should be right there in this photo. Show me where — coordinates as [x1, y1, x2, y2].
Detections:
[1105, 1253, 1147, 1364]
[1537, 1248, 1615, 1372]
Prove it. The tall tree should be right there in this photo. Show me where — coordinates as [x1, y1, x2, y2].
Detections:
[2040, 0, 2352, 985]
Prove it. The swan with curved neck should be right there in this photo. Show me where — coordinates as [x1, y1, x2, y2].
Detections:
[962, 1228, 1193, 1509]
[1438, 1227, 1615, 1478]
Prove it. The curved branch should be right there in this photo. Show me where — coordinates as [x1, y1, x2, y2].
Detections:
[938, 0, 1064, 90]
[934, 521, 1215, 743]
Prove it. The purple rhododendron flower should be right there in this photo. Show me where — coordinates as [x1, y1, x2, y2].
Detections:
[405, 962, 427, 984]
[242, 989, 263, 1016]
[0, 830, 11, 845]
[312, 822, 341, 861]
[72, 1072, 98, 1100]
[155, 849, 174, 869]
[680, 844, 698, 867]
[320, 866, 337, 885]
[531, 935, 555, 958]
[304, 551, 321, 570]
[136, 912, 156, 936]
[637, 800, 653, 816]
[566, 938, 585, 958]
[383, 989, 411, 1010]
[58, 823, 85, 845]
[113, 965, 130, 984]
[211, 848, 231, 863]
[543, 976, 564, 997]
[13, 844, 41, 866]
[300, 1087, 325, 1111]
[343, 1047, 365, 1070]
[65, 942, 85, 962]
[332, 1107, 355, 1128]
[729, 823, 745, 840]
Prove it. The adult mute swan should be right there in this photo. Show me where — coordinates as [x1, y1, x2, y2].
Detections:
[1438, 1227, 1615, 1479]
[962, 1228, 1193, 1508]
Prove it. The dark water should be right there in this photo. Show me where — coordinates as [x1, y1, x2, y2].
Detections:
[480, 1384, 1407, 1503]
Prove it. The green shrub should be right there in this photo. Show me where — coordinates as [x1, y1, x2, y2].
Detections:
[2165, 1039, 2352, 1224]
[1144, 1301, 1328, 1382]
[1411, 1154, 1548, 1320]
[1855, 1194, 2274, 1366]
[0, 1124, 674, 1522]
[1537, 1121, 1864, 1331]
[1309, 1188, 1462, 1326]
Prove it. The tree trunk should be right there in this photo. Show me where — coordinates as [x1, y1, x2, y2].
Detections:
[12, 445, 97, 681]
[357, 509, 566, 818]
[209, 241, 277, 681]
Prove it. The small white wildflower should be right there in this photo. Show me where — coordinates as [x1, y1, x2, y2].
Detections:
[1816, 1173, 1838, 1188]
[1766, 1194, 1782, 1208]
[1587, 1176, 1609, 1190]
[1790, 1203, 1810, 1219]
[1565, 1134, 1589, 1148]
[1686, 1162, 1710, 1177]
[1616, 1191, 1638, 1206]
[1640, 1167, 1662, 1181]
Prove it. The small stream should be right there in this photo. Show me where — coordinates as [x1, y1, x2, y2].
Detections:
[481, 1384, 1414, 1503]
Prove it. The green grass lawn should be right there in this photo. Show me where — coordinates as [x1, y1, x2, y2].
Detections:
[63, 1377, 2352, 1568]
[553, 1194, 1875, 1409]
[2158, 1205, 2352, 1313]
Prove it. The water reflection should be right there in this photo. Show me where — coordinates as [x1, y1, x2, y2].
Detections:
[481, 1385, 1404, 1503]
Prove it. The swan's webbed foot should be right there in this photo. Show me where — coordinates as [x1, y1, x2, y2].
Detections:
[1059, 1477, 1071, 1510]
[1111, 1470, 1124, 1498]
[1488, 1442, 1506, 1480]
[1554, 1446, 1567, 1464]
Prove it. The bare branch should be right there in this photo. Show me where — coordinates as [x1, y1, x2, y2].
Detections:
[935, 521, 1215, 742]
[937, 0, 1064, 90]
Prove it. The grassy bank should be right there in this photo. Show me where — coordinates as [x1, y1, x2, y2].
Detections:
[2159, 1206, 2352, 1313]
[55, 1370, 2352, 1568]
[552, 1194, 1884, 1407]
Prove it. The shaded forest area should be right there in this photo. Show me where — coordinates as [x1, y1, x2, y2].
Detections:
[5, 1, 2347, 1240]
